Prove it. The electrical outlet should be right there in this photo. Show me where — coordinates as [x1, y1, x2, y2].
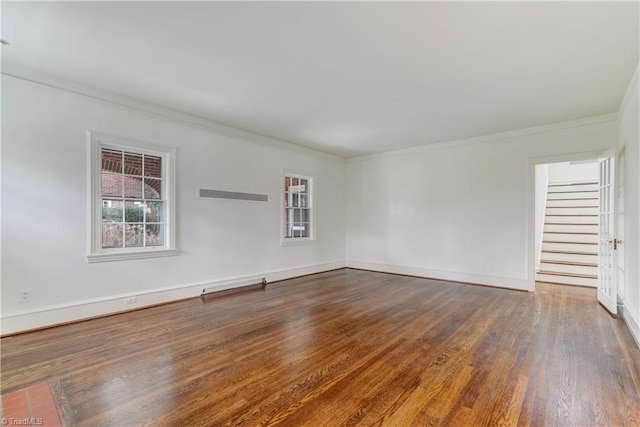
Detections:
[124, 296, 137, 305]
[20, 289, 31, 303]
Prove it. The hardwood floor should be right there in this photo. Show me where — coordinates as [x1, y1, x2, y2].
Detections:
[1, 269, 639, 426]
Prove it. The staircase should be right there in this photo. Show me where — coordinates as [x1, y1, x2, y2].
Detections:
[536, 180, 598, 287]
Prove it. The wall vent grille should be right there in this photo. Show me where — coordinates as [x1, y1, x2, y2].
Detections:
[199, 188, 268, 202]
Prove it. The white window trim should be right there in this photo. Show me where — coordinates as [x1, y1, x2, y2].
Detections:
[87, 131, 178, 263]
[281, 170, 316, 247]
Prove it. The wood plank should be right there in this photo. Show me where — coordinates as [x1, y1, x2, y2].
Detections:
[537, 270, 597, 279]
[1, 269, 638, 425]
[547, 197, 598, 202]
[542, 240, 597, 245]
[544, 231, 598, 235]
[548, 181, 598, 186]
[538, 263, 597, 277]
[540, 260, 597, 267]
[535, 274, 598, 287]
[547, 190, 599, 194]
[542, 249, 598, 256]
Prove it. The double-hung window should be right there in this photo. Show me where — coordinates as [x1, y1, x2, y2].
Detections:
[283, 172, 314, 244]
[87, 132, 177, 262]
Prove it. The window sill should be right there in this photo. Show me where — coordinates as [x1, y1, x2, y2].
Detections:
[281, 238, 316, 247]
[87, 248, 179, 263]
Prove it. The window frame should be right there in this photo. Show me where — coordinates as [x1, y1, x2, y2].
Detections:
[87, 131, 178, 263]
[281, 170, 316, 246]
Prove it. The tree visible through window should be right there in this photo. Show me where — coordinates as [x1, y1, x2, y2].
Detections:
[284, 174, 312, 239]
[101, 149, 165, 248]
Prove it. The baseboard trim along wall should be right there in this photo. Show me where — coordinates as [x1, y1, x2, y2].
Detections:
[621, 303, 640, 349]
[346, 260, 530, 291]
[0, 260, 346, 335]
[5, 259, 634, 345]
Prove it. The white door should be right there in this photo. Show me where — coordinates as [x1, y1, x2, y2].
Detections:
[597, 149, 618, 314]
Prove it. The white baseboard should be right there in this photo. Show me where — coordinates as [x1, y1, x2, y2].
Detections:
[0, 260, 345, 335]
[621, 304, 640, 349]
[346, 260, 529, 291]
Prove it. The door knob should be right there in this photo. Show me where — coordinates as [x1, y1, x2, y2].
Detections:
[609, 238, 621, 250]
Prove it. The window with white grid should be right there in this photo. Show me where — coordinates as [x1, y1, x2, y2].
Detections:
[283, 173, 313, 242]
[87, 132, 177, 262]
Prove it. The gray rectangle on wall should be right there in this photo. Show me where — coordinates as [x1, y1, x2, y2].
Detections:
[199, 188, 268, 202]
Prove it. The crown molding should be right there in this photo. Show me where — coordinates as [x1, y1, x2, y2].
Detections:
[1, 69, 346, 163]
[3, 67, 624, 164]
[619, 61, 639, 114]
[348, 113, 619, 163]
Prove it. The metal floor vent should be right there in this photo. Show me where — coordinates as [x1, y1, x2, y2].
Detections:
[201, 278, 268, 298]
[199, 188, 268, 202]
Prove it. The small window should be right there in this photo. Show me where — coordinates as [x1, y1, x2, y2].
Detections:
[87, 132, 177, 263]
[283, 172, 314, 244]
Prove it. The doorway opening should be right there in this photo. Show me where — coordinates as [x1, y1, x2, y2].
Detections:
[530, 149, 620, 315]
[535, 160, 599, 288]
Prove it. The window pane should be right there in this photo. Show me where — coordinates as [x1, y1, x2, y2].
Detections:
[144, 178, 162, 199]
[283, 174, 311, 240]
[102, 223, 123, 248]
[125, 201, 144, 222]
[145, 224, 164, 246]
[102, 172, 123, 197]
[93, 136, 175, 256]
[124, 176, 143, 198]
[102, 149, 122, 173]
[124, 152, 143, 176]
[145, 201, 163, 222]
[125, 224, 144, 247]
[102, 200, 123, 222]
[292, 208, 310, 222]
[144, 155, 162, 178]
[301, 223, 310, 238]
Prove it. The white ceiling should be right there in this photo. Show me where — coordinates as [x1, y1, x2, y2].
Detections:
[2, 2, 638, 158]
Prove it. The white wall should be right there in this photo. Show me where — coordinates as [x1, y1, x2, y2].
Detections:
[3, 70, 636, 343]
[547, 161, 598, 183]
[534, 164, 549, 268]
[346, 120, 617, 290]
[1, 76, 347, 334]
[618, 64, 640, 345]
